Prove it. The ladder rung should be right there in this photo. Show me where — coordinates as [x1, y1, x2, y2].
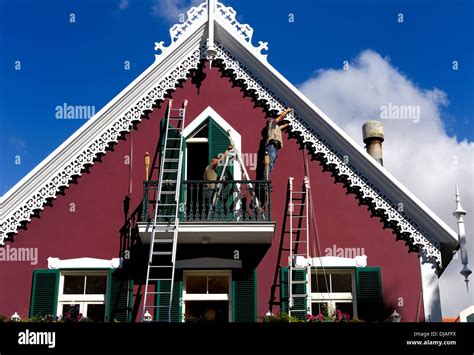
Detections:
[149, 265, 173, 268]
[292, 191, 306, 194]
[292, 203, 305, 206]
[291, 295, 307, 298]
[158, 204, 177, 206]
[163, 169, 178, 173]
[154, 239, 174, 243]
[155, 215, 176, 218]
[167, 138, 181, 140]
[290, 215, 306, 218]
[160, 191, 176, 195]
[153, 251, 173, 255]
[164, 159, 179, 162]
[165, 148, 180, 150]
[292, 228, 307, 231]
[291, 281, 307, 284]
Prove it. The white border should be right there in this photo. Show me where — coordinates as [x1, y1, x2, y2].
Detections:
[419, 259, 442, 322]
[183, 106, 242, 181]
[47, 257, 121, 269]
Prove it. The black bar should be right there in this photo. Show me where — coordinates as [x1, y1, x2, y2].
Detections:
[0, 323, 473, 353]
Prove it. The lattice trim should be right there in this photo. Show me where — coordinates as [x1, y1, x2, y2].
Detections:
[212, 43, 442, 268]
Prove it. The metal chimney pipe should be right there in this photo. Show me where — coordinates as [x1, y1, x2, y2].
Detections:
[362, 120, 384, 165]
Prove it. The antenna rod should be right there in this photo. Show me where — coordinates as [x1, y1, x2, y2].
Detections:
[206, 0, 218, 67]
[453, 185, 472, 291]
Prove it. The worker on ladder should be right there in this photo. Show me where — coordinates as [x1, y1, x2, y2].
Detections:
[203, 145, 234, 217]
[260, 107, 292, 181]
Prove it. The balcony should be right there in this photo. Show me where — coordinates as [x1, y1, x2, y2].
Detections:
[137, 180, 275, 245]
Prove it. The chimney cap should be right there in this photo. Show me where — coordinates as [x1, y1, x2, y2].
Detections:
[362, 120, 384, 143]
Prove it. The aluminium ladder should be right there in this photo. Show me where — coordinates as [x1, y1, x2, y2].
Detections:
[210, 130, 264, 220]
[287, 176, 312, 319]
[142, 99, 188, 322]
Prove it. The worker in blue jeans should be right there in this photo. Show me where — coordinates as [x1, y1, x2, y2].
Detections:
[263, 107, 292, 180]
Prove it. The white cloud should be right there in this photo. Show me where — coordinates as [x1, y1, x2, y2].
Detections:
[118, 0, 129, 11]
[151, 0, 202, 23]
[299, 50, 474, 317]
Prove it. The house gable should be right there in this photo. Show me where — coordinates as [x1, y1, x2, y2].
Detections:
[0, 1, 457, 273]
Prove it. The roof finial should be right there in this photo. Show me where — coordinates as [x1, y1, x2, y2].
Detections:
[453, 185, 471, 291]
[206, 0, 218, 67]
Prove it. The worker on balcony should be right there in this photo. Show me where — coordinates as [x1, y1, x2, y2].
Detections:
[203, 145, 233, 216]
[259, 107, 292, 181]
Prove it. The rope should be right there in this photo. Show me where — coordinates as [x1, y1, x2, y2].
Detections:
[302, 146, 330, 315]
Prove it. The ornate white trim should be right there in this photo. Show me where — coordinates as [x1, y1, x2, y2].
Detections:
[294, 255, 368, 268]
[0, 48, 202, 244]
[211, 42, 443, 269]
[0, 0, 447, 273]
[47, 257, 121, 269]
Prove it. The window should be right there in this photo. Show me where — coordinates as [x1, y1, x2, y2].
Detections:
[311, 269, 357, 318]
[183, 271, 232, 322]
[57, 272, 108, 321]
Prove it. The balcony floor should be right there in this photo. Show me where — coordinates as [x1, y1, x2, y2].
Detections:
[137, 221, 276, 244]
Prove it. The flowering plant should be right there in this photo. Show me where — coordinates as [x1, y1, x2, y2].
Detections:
[306, 309, 351, 322]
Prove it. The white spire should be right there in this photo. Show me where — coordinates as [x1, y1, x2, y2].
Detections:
[453, 185, 471, 291]
[205, 0, 218, 63]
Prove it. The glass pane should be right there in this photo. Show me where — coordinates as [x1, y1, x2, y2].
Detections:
[311, 302, 329, 317]
[62, 304, 81, 321]
[186, 275, 207, 294]
[335, 302, 353, 318]
[331, 273, 352, 292]
[87, 304, 105, 322]
[208, 276, 228, 294]
[311, 273, 329, 293]
[86, 275, 107, 294]
[184, 301, 229, 322]
[63, 275, 85, 294]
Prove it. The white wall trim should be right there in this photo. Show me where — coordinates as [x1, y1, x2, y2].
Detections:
[419, 259, 442, 322]
[0, 0, 457, 275]
[47, 257, 122, 269]
[183, 106, 242, 181]
[294, 255, 368, 268]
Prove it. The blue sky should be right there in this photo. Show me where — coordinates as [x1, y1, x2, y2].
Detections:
[0, 0, 472, 193]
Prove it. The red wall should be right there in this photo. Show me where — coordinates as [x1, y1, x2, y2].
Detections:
[0, 63, 423, 321]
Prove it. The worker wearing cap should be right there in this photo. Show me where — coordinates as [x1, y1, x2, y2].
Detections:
[263, 107, 292, 180]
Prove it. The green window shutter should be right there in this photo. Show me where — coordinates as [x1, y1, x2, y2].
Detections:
[208, 118, 232, 178]
[279, 267, 306, 319]
[30, 269, 59, 317]
[155, 279, 182, 322]
[232, 270, 257, 322]
[355, 267, 383, 322]
[280, 267, 289, 314]
[106, 269, 132, 322]
[292, 269, 307, 320]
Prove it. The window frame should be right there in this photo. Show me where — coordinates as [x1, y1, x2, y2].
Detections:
[56, 270, 108, 320]
[310, 268, 358, 318]
[182, 270, 232, 321]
